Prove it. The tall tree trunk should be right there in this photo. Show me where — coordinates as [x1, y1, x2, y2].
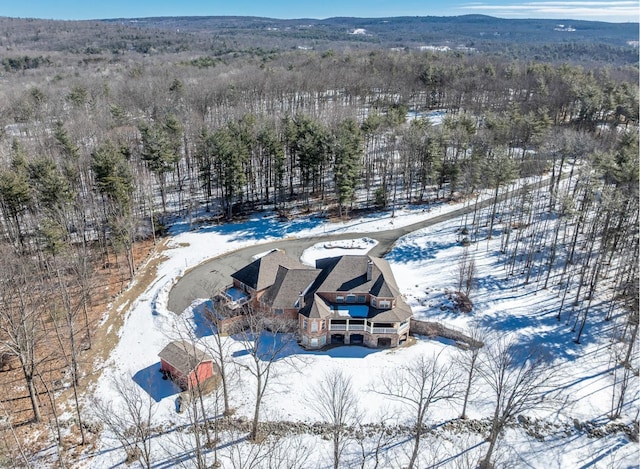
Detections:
[23, 366, 41, 423]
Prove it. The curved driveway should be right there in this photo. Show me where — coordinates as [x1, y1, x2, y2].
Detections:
[167, 176, 554, 314]
[167, 188, 523, 314]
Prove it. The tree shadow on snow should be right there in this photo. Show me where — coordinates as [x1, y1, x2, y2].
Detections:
[191, 299, 215, 338]
[172, 212, 325, 241]
[478, 297, 618, 364]
[386, 239, 459, 264]
[230, 331, 381, 361]
[233, 330, 305, 360]
[308, 344, 380, 358]
[132, 362, 181, 402]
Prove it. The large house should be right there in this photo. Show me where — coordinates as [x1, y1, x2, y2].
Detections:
[216, 250, 412, 349]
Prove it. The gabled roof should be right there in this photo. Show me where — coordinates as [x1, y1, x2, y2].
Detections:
[260, 265, 321, 310]
[158, 340, 212, 376]
[231, 251, 412, 323]
[305, 293, 333, 319]
[369, 256, 401, 298]
[231, 249, 311, 292]
[313, 255, 400, 298]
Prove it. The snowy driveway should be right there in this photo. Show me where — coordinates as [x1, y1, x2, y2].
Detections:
[167, 179, 548, 314]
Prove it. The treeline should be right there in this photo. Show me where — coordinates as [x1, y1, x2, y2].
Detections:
[0, 15, 637, 66]
[0, 50, 636, 258]
[1, 55, 50, 71]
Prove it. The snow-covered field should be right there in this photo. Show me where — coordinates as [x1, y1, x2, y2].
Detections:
[81, 183, 638, 469]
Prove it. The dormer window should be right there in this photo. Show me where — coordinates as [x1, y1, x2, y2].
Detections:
[378, 299, 391, 309]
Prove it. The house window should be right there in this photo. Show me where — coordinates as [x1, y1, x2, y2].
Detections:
[321, 320, 326, 331]
[302, 318, 308, 330]
[275, 309, 284, 315]
[336, 296, 344, 303]
[372, 298, 377, 307]
[311, 338, 318, 347]
[346, 294, 356, 303]
[311, 321, 318, 332]
[379, 300, 390, 309]
[357, 295, 366, 303]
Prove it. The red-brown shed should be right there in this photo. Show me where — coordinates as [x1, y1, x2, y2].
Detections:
[158, 340, 215, 390]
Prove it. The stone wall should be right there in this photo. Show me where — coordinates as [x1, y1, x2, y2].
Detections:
[410, 319, 483, 349]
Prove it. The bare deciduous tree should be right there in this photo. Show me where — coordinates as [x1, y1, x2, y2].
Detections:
[225, 431, 311, 469]
[310, 369, 359, 469]
[0, 252, 46, 423]
[354, 411, 395, 469]
[235, 310, 297, 441]
[456, 245, 477, 298]
[203, 303, 235, 416]
[455, 324, 486, 419]
[91, 375, 158, 469]
[477, 336, 557, 469]
[373, 351, 462, 469]
[0, 399, 31, 468]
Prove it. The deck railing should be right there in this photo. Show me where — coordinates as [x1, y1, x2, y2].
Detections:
[328, 322, 409, 335]
[372, 327, 398, 334]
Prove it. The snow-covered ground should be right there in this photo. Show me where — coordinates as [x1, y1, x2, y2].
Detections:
[300, 237, 378, 265]
[80, 181, 638, 469]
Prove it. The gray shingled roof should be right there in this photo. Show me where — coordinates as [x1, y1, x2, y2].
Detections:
[369, 256, 401, 298]
[232, 252, 413, 323]
[305, 293, 333, 319]
[231, 250, 311, 292]
[314, 255, 399, 298]
[368, 297, 413, 322]
[260, 266, 321, 310]
[158, 340, 212, 375]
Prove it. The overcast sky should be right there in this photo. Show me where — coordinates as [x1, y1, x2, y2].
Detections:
[0, 0, 637, 23]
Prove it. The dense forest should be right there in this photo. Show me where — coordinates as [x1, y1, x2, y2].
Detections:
[0, 14, 637, 467]
[1, 14, 638, 64]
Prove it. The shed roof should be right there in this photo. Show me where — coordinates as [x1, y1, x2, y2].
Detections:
[158, 340, 212, 376]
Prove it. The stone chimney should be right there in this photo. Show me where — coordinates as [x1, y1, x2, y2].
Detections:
[366, 259, 373, 281]
[297, 291, 305, 309]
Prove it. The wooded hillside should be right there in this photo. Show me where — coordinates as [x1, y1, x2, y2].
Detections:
[0, 14, 637, 466]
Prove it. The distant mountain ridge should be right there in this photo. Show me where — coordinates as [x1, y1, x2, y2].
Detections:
[0, 14, 636, 65]
[100, 14, 638, 47]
